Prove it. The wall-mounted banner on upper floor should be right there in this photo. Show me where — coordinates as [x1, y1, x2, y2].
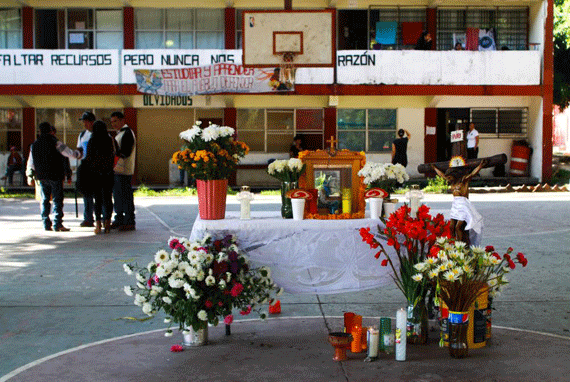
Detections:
[135, 63, 294, 96]
[0, 49, 119, 84]
[336, 50, 541, 85]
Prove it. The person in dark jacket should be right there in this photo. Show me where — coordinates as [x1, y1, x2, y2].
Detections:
[26, 122, 81, 231]
[415, 31, 433, 50]
[83, 121, 115, 234]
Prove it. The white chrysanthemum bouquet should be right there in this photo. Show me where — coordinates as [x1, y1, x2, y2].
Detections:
[357, 162, 409, 195]
[267, 158, 306, 183]
[124, 234, 282, 334]
[172, 121, 249, 180]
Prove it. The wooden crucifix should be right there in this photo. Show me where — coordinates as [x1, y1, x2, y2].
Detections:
[326, 135, 338, 156]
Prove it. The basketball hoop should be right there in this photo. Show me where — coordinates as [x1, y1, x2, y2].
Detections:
[279, 51, 297, 88]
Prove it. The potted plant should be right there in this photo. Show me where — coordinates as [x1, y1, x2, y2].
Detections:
[267, 158, 306, 218]
[360, 205, 452, 344]
[123, 234, 282, 346]
[172, 121, 249, 219]
[412, 237, 527, 358]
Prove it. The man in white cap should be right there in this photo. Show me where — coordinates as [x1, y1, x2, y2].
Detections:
[77, 111, 96, 227]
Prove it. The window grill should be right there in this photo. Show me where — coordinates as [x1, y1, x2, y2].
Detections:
[369, 7, 426, 50]
[470, 108, 527, 137]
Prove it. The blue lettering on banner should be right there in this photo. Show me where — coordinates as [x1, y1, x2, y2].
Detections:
[210, 54, 235, 64]
[337, 52, 376, 66]
[123, 54, 154, 66]
[160, 54, 199, 66]
[50, 54, 112, 66]
[1, 54, 44, 66]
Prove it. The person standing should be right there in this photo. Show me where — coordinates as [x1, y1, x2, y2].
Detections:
[110, 111, 136, 231]
[26, 122, 82, 231]
[415, 31, 433, 50]
[1, 146, 23, 185]
[391, 129, 411, 167]
[77, 111, 96, 227]
[289, 135, 305, 158]
[83, 121, 115, 234]
[466, 122, 479, 159]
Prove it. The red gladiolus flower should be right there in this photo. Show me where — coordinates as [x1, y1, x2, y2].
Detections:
[507, 247, 514, 253]
[240, 305, 252, 315]
[170, 345, 184, 352]
[517, 253, 528, 267]
[492, 253, 501, 260]
[508, 259, 516, 269]
[387, 238, 396, 247]
[381, 259, 389, 267]
[205, 300, 213, 308]
[429, 246, 439, 258]
[485, 245, 495, 252]
[374, 251, 382, 259]
[503, 253, 511, 261]
[231, 283, 244, 297]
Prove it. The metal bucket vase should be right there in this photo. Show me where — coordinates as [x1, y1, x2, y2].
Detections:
[182, 326, 208, 347]
[197, 179, 228, 220]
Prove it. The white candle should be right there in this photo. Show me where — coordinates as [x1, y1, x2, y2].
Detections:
[395, 308, 407, 361]
[240, 199, 251, 220]
[367, 327, 379, 358]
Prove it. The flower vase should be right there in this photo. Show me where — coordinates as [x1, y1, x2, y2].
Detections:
[182, 326, 208, 347]
[448, 311, 469, 358]
[280, 181, 298, 219]
[196, 179, 228, 220]
[407, 301, 428, 344]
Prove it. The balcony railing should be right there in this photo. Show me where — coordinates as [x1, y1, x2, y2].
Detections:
[0, 49, 541, 86]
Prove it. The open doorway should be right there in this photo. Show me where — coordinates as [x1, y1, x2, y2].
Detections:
[436, 108, 470, 162]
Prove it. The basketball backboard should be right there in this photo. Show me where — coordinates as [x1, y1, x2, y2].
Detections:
[242, 9, 335, 68]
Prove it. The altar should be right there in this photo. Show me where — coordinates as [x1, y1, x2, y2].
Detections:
[189, 211, 395, 294]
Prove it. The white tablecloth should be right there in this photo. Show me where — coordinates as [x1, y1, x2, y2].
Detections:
[189, 211, 394, 295]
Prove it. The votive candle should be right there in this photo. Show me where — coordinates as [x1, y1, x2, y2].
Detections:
[351, 325, 362, 353]
[367, 327, 380, 358]
[344, 312, 355, 333]
[395, 308, 407, 361]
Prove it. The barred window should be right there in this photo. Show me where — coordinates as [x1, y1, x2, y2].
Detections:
[470, 108, 527, 137]
[337, 109, 396, 152]
[135, 8, 224, 49]
[237, 109, 324, 153]
[437, 8, 527, 51]
[369, 7, 426, 50]
[0, 8, 21, 49]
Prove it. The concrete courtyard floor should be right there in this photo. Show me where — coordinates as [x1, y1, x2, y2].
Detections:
[1, 192, 569, 381]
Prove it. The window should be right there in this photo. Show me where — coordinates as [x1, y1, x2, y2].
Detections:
[437, 8, 527, 50]
[470, 108, 527, 137]
[237, 109, 324, 153]
[67, 9, 123, 49]
[0, 109, 22, 151]
[0, 8, 21, 49]
[135, 8, 224, 49]
[369, 7, 426, 50]
[337, 109, 396, 152]
[36, 109, 118, 149]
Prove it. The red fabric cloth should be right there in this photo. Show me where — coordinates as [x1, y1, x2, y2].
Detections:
[401, 22, 424, 45]
[466, 28, 479, 51]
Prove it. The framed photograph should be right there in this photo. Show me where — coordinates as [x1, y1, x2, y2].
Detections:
[298, 149, 366, 218]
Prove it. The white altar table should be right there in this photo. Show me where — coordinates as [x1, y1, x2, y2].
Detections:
[189, 211, 394, 295]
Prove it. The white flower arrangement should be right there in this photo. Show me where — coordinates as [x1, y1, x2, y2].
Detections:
[267, 158, 306, 183]
[124, 234, 281, 332]
[358, 162, 410, 187]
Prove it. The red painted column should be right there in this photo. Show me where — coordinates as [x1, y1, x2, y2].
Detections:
[22, 108, 36, 159]
[284, 0, 292, 10]
[123, 108, 138, 184]
[424, 108, 437, 165]
[123, 7, 135, 49]
[22, 7, 34, 49]
[324, 107, 337, 146]
[225, 8, 236, 50]
[426, 8, 437, 50]
[542, 0, 554, 181]
[225, 107, 238, 186]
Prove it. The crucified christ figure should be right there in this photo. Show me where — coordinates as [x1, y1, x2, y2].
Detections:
[430, 159, 487, 246]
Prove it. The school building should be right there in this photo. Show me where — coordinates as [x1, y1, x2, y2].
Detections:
[0, 0, 553, 186]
